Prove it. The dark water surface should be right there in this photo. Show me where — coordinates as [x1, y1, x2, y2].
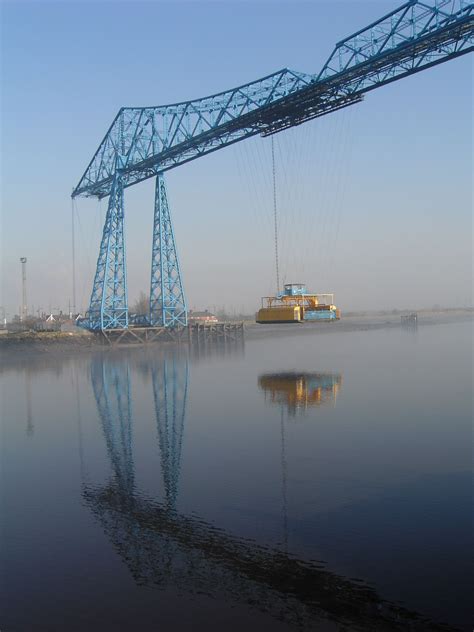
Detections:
[1, 321, 472, 631]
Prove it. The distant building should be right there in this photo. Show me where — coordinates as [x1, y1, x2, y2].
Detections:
[35, 318, 61, 332]
[188, 310, 219, 324]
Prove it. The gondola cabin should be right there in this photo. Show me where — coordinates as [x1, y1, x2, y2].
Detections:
[256, 284, 340, 324]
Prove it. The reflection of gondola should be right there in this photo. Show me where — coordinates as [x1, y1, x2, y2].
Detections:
[258, 372, 342, 415]
[85, 356, 451, 631]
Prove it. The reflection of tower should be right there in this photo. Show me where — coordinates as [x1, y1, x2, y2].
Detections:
[91, 358, 134, 496]
[25, 372, 34, 436]
[152, 357, 189, 512]
[279, 408, 288, 553]
[20, 257, 27, 321]
[73, 363, 86, 483]
[259, 372, 342, 416]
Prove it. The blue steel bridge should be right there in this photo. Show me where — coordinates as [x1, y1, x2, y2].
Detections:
[72, 0, 474, 332]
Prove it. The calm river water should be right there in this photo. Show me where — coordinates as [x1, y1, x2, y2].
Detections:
[1, 320, 472, 631]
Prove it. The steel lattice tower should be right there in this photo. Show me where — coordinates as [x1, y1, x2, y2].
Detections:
[88, 171, 128, 330]
[150, 175, 187, 327]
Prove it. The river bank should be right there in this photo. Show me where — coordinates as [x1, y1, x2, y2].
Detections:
[0, 309, 471, 357]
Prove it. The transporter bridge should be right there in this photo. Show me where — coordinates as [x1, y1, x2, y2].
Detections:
[72, 1, 474, 331]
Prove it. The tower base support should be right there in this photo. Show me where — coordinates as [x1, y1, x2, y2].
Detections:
[88, 171, 129, 331]
[149, 174, 187, 328]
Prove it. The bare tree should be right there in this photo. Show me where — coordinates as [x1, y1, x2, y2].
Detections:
[132, 291, 149, 315]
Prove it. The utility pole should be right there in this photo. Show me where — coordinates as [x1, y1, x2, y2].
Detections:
[20, 257, 27, 321]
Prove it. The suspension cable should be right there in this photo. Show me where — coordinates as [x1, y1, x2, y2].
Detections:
[71, 196, 77, 316]
[271, 135, 280, 294]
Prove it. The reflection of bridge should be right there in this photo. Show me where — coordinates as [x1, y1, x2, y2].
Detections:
[259, 372, 342, 415]
[85, 354, 450, 631]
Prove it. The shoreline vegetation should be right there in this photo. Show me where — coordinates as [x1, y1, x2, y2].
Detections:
[0, 308, 471, 355]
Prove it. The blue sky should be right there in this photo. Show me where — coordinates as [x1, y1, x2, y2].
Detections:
[1, 0, 472, 316]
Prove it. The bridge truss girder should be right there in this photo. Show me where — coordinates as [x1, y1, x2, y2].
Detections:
[73, 1, 473, 199]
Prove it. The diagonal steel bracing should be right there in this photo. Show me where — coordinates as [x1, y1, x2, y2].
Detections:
[88, 171, 129, 330]
[149, 174, 187, 328]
